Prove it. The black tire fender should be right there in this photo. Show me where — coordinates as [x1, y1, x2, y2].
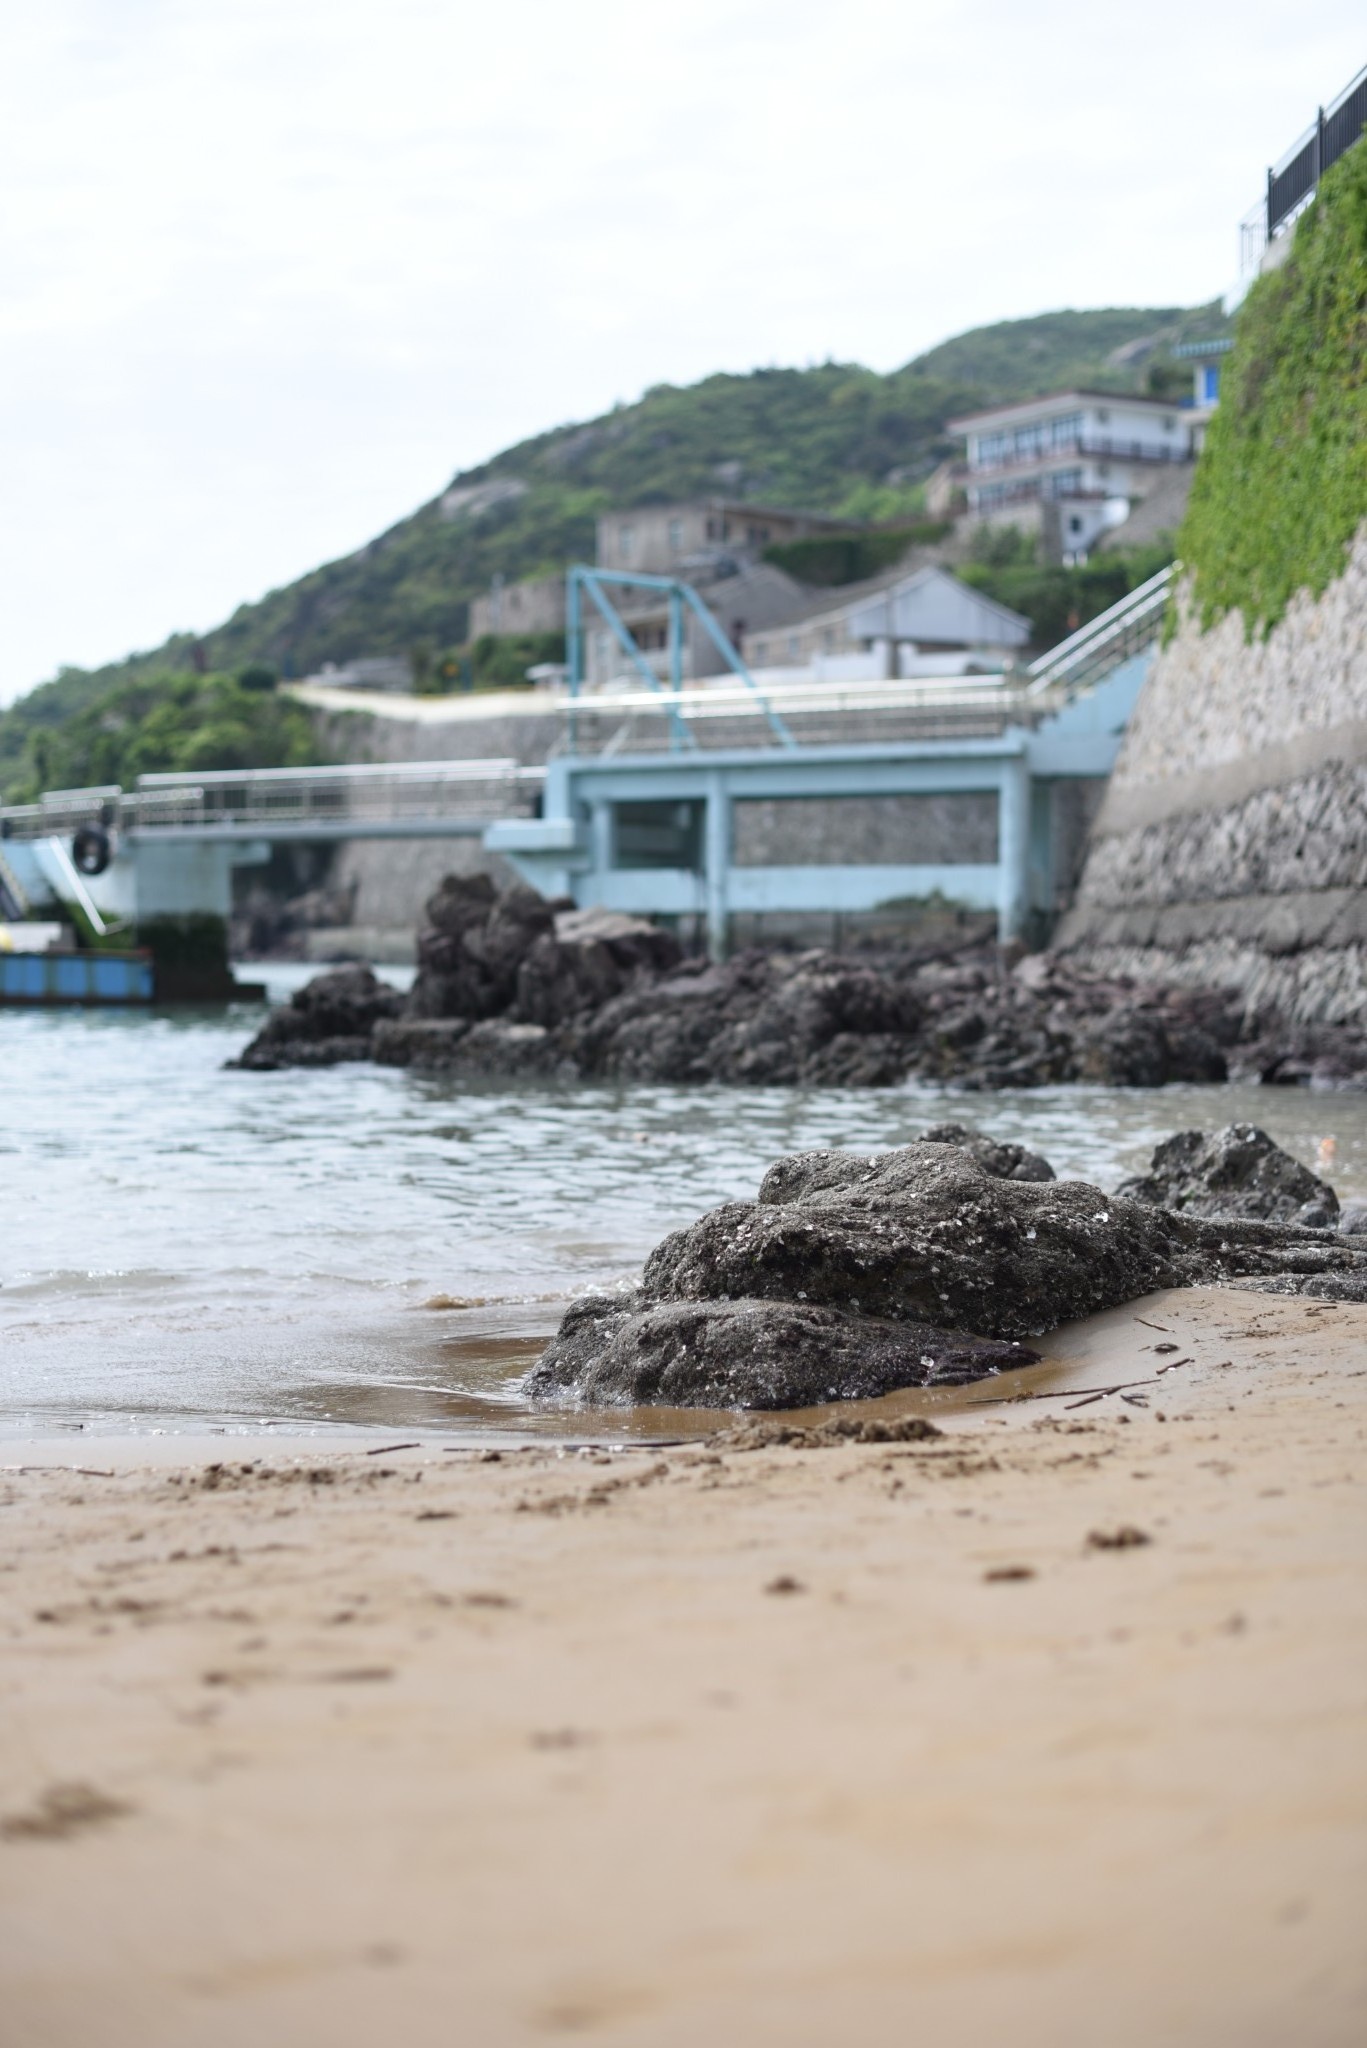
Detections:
[72, 824, 112, 877]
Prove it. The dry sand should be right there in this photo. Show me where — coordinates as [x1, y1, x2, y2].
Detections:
[2, 1284, 1365, 2047]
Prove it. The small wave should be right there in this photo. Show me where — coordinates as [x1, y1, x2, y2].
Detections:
[0, 1267, 185, 1300]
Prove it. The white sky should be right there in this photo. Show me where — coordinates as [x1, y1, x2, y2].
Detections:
[1, 0, 1362, 703]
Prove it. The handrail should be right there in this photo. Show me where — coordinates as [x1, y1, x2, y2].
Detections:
[560, 674, 1017, 721]
[1025, 566, 1173, 697]
[0, 760, 547, 840]
[1026, 564, 1171, 674]
[135, 758, 535, 788]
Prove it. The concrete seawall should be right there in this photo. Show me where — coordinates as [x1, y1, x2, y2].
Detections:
[1056, 526, 1367, 1023]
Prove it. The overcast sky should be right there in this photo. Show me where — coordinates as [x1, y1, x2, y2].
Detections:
[1, 1, 1362, 703]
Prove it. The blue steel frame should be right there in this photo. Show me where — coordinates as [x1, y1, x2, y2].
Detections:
[487, 647, 1154, 958]
[565, 566, 794, 751]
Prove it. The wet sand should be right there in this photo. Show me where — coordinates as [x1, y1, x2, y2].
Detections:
[2, 1285, 1365, 2047]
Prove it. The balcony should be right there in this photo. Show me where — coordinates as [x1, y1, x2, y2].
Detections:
[968, 435, 1189, 480]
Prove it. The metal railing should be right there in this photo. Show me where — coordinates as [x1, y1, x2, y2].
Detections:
[552, 587, 1170, 754]
[1241, 61, 1366, 272]
[0, 760, 545, 840]
[1026, 565, 1173, 698]
[970, 437, 1189, 480]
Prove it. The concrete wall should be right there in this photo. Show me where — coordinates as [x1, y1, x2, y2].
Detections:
[1056, 523, 1367, 1022]
[733, 794, 999, 867]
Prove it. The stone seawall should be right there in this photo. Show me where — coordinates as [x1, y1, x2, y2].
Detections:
[1057, 527, 1367, 1024]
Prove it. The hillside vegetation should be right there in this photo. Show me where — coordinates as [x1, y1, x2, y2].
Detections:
[1179, 139, 1367, 635]
[0, 300, 1229, 799]
[2, 669, 316, 807]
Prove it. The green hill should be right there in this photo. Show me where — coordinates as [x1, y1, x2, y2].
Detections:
[0, 299, 1230, 800]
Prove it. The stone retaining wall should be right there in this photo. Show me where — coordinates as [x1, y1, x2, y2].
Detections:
[1057, 525, 1367, 1022]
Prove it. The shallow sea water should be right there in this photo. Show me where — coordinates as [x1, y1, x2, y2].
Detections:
[4, 965, 1366, 1440]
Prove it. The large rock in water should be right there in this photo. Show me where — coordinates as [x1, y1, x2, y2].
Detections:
[228, 965, 402, 1070]
[407, 876, 554, 1020]
[1116, 1124, 1340, 1228]
[528, 1139, 1367, 1409]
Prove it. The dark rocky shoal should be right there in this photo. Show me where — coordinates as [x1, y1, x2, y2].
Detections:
[527, 1134, 1367, 1411]
[229, 875, 1367, 1091]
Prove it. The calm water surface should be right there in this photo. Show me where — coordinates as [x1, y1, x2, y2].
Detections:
[5, 965, 1366, 1439]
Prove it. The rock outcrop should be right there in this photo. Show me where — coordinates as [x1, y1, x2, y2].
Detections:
[527, 1295, 1033, 1409]
[229, 965, 403, 1070]
[1117, 1124, 1340, 1229]
[918, 1121, 1055, 1182]
[526, 1138, 1367, 1410]
[231, 875, 1367, 1090]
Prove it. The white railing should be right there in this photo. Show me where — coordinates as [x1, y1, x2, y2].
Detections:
[562, 672, 1018, 723]
[0, 760, 545, 839]
[1025, 566, 1174, 698]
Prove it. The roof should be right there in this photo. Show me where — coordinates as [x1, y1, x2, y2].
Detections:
[782, 564, 1031, 648]
[947, 389, 1189, 434]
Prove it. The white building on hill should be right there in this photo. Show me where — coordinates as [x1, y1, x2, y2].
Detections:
[948, 391, 1193, 559]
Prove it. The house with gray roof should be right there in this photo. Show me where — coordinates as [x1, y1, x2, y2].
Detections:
[741, 564, 1031, 680]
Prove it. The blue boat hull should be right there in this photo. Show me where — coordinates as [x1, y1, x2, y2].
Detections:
[0, 949, 155, 1005]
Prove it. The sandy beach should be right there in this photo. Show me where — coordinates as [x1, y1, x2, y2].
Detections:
[2, 1283, 1365, 2047]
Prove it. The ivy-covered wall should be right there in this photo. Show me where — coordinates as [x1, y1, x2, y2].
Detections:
[1179, 134, 1367, 637]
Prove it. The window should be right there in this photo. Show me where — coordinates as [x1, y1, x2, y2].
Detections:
[617, 523, 633, 562]
[667, 518, 684, 552]
[613, 801, 704, 871]
[1162, 416, 1175, 431]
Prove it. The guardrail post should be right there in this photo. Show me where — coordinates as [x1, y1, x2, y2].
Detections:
[704, 773, 730, 961]
[589, 800, 612, 903]
[996, 755, 1031, 946]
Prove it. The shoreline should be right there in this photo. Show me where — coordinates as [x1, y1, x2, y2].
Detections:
[3, 1279, 1339, 1454]
[3, 1284, 1365, 2045]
